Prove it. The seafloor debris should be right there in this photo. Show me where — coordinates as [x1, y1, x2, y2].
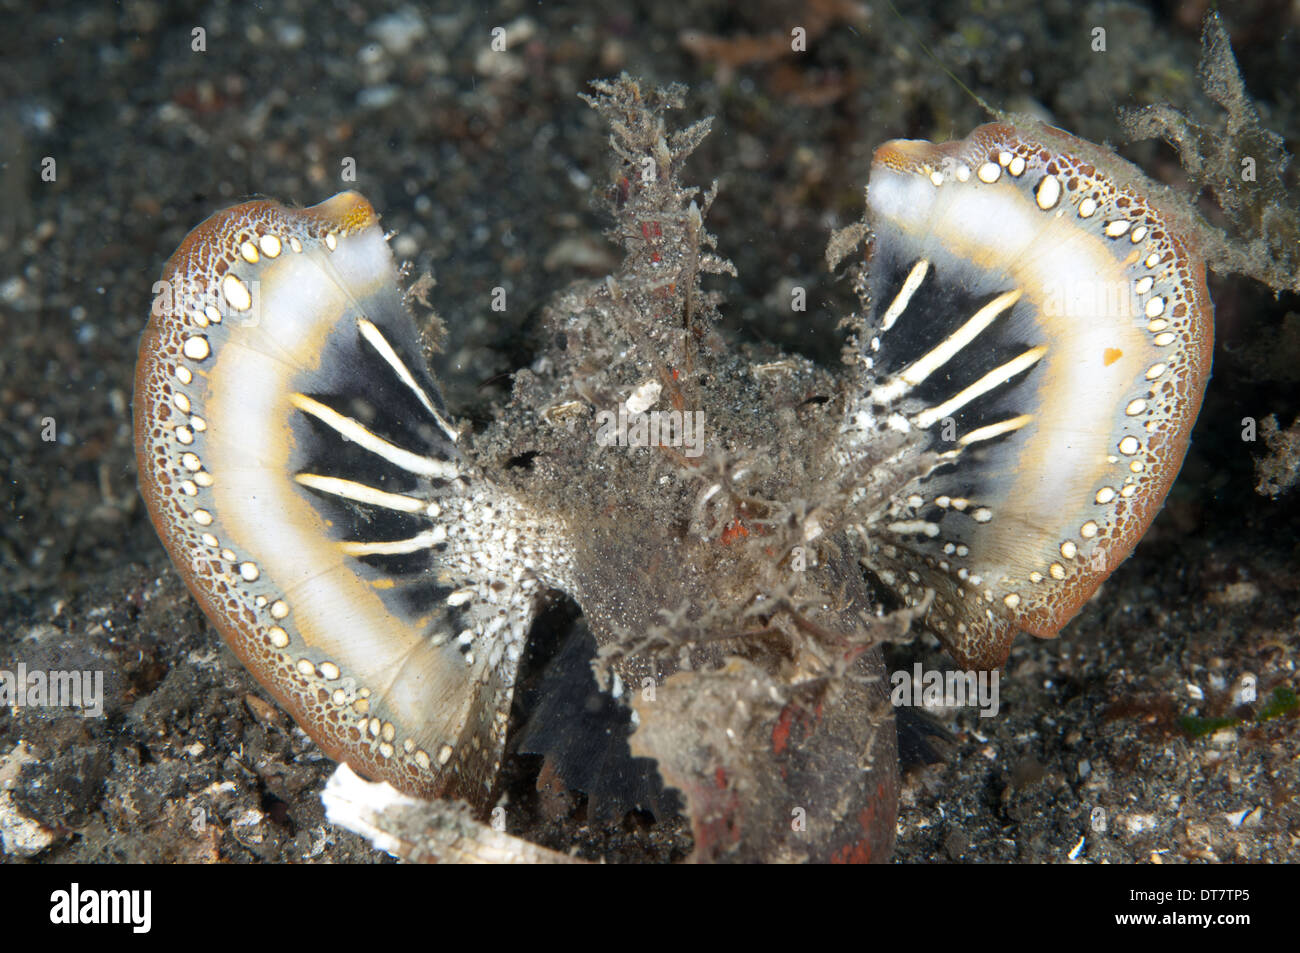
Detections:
[1254, 415, 1300, 499]
[1120, 13, 1299, 295]
[322, 764, 582, 864]
[0, 743, 61, 858]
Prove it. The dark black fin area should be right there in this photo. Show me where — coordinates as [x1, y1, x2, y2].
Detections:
[919, 360, 1044, 457]
[895, 706, 955, 770]
[306, 315, 454, 460]
[868, 261, 1008, 379]
[290, 408, 425, 496]
[868, 238, 1049, 439]
[354, 548, 440, 578]
[867, 239, 1053, 508]
[355, 284, 453, 418]
[514, 619, 682, 823]
[391, 577, 458, 618]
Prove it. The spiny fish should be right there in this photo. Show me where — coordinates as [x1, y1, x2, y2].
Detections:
[134, 118, 1213, 859]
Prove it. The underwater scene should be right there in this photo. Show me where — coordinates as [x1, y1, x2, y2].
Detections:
[2, 0, 1298, 875]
